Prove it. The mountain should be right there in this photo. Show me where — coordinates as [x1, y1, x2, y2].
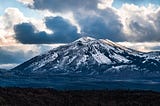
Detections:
[12, 37, 160, 78]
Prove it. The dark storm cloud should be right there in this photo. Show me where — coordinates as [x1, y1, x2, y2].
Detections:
[79, 16, 124, 41]
[25, 0, 160, 42]
[14, 15, 125, 43]
[30, 0, 126, 42]
[0, 44, 57, 66]
[32, 0, 98, 12]
[78, 8, 125, 42]
[0, 48, 28, 64]
[45, 17, 79, 42]
[14, 16, 80, 44]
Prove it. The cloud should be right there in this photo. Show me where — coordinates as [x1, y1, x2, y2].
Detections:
[1, 8, 26, 30]
[32, 0, 99, 12]
[0, 44, 62, 68]
[119, 4, 160, 42]
[118, 42, 160, 52]
[14, 16, 80, 44]
[29, 0, 160, 42]
[78, 8, 125, 41]
[0, 8, 26, 41]
[1, 0, 160, 46]
[17, 0, 33, 5]
[150, 46, 160, 51]
[14, 8, 125, 43]
[0, 7, 53, 45]
[113, 0, 160, 7]
[30, 0, 125, 42]
[0, 8, 27, 45]
[45, 16, 80, 42]
[98, 0, 114, 9]
[0, 46, 32, 64]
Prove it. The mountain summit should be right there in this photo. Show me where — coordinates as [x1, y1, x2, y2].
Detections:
[12, 37, 160, 77]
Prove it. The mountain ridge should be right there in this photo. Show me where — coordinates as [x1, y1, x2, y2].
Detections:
[12, 37, 160, 77]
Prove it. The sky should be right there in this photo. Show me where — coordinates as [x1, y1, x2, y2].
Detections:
[0, 0, 160, 69]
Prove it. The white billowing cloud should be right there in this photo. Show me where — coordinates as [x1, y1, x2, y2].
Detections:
[118, 42, 160, 52]
[98, 0, 114, 9]
[0, 8, 26, 45]
[0, 8, 26, 34]
[118, 4, 160, 42]
[0, 7, 53, 45]
[38, 9, 54, 17]
[0, 36, 17, 46]
[17, 0, 34, 5]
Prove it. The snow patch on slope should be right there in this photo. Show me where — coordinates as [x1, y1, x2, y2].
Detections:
[27, 53, 58, 71]
[77, 55, 88, 66]
[92, 51, 111, 64]
[112, 53, 130, 63]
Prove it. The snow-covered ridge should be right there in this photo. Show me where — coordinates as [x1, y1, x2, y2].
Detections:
[100, 39, 135, 53]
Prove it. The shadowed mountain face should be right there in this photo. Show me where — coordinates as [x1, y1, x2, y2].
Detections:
[12, 37, 160, 77]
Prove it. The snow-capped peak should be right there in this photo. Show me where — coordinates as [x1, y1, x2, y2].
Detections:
[74, 36, 96, 43]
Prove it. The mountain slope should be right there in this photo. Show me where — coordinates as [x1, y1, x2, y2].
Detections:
[12, 37, 160, 77]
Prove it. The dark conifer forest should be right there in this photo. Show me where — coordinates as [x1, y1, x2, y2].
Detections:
[0, 88, 160, 106]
